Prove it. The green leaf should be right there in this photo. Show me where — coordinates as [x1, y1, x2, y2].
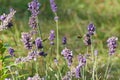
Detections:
[0, 48, 6, 55]
[0, 43, 3, 49]
[3, 56, 11, 60]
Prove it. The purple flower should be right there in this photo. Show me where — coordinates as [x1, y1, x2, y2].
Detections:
[83, 33, 91, 46]
[75, 66, 81, 78]
[0, 8, 16, 30]
[107, 36, 118, 55]
[29, 16, 37, 29]
[87, 23, 95, 35]
[48, 30, 55, 45]
[49, 0, 57, 13]
[0, 13, 7, 21]
[78, 55, 86, 67]
[8, 47, 15, 56]
[21, 32, 32, 50]
[27, 51, 37, 60]
[62, 36, 67, 45]
[35, 37, 43, 49]
[61, 47, 73, 66]
[28, 0, 40, 16]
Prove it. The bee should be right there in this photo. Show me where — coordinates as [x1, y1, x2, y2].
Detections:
[77, 34, 82, 39]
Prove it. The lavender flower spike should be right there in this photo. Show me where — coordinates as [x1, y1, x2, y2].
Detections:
[48, 30, 55, 45]
[35, 37, 43, 49]
[62, 36, 67, 45]
[28, 0, 40, 16]
[78, 55, 86, 67]
[107, 36, 118, 55]
[29, 16, 37, 29]
[50, 0, 57, 13]
[61, 47, 73, 66]
[75, 66, 81, 78]
[21, 32, 32, 50]
[8, 47, 15, 56]
[87, 23, 95, 35]
[83, 33, 91, 46]
[0, 8, 16, 31]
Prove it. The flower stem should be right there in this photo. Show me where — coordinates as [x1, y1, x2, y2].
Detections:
[55, 13, 59, 59]
[10, 28, 17, 46]
[104, 55, 111, 80]
[8, 66, 15, 80]
[36, 16, 42, 38]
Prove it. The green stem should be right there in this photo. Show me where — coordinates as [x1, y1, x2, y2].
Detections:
[44, 57, 48, 79]
[36, 17, 42, 38]
[8, 66, 15, 80]
[56, 64, 62, 80]
[95, 55, 98, 80]
[104, 55, 111, 80]
[10, 28, 17, 46]
[55, 13, 59, 59]
[82, 67, 85, 80]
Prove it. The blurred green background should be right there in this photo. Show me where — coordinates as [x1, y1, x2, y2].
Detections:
[1, 0, 120, 48]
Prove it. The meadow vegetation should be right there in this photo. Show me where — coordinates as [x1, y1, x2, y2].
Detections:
[0, 0, 120, 80]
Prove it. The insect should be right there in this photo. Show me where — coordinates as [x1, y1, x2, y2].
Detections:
[77, 34, 82, 39]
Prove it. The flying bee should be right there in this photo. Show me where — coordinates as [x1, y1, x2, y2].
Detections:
[77, 34, 82, 39]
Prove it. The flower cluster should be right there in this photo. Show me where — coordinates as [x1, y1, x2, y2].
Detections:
[8, 47, 15, 56]
[21, 32, 32, 50]
[27, 74, 41, 80]
[107, 36, 118, 55]
[0, 8, 16, 30]
[61, 47, 73, 66]
[83, 33, 91, 46]
[29, 16, 37, 29]
[75, 66, 81, 78]
[15, 50, 47, 64]
[35, 37, 43, 49]
[75, 55, 86, 78]
[28, 0, 40, 29]
[87, 23, 95, 35]
[83, 23, 95, 46]
[15, 51, 37, 64]
[62, 36, 67, 45]
[28, 0, 40, 16]
[48, 30, 55, 45]
[49, 0, 57, 13]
